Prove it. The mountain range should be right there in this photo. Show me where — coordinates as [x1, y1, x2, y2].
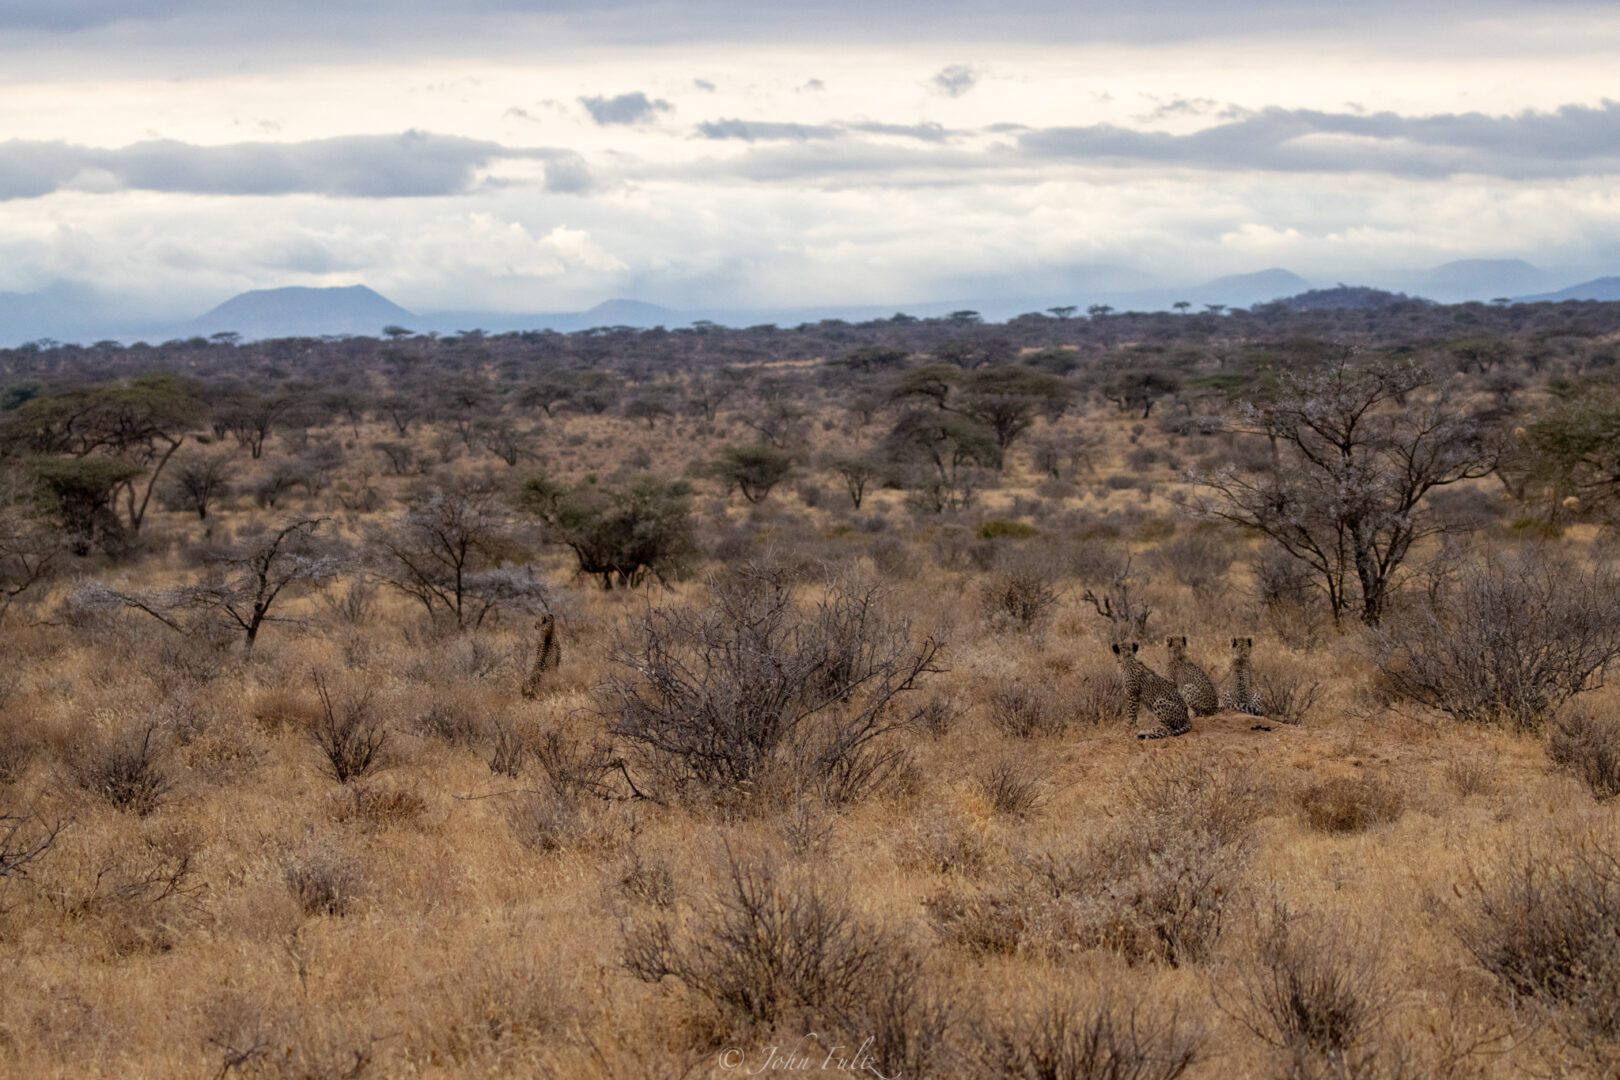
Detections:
[1, 260, 1617, 346]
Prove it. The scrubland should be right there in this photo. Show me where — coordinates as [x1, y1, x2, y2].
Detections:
[4, 308, 1620, 1077]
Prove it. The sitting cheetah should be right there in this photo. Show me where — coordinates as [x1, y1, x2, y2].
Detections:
[1223, 636, 1264, 715]
[1112, 642, 1191, 740]
[1166, 636, 1219, 717]
[520, 613, 561, 699]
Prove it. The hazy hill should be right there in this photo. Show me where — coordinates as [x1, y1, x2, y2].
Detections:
[1519, 276, 1620, 303]
[1401, 259, 1555, 303]
[186, 285, 417, 339]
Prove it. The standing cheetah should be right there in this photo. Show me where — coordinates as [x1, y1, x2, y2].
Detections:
[520, 613, 561, 699]
[1223, 636, 1264, 715]
[1112, 642, 1191, 740]
[1166, 636, 1219, 717]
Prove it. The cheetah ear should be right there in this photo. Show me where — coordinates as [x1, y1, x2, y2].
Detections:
[1130, 642, 1140, 655]
[1245, 637, 1253, 647]
[1111, 643, 1122, 655]
[1231, 637, 1239, 648]
[1179, 635, 1187, 647]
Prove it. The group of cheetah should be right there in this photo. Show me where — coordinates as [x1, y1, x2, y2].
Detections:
[1112, 635, 1264, 740]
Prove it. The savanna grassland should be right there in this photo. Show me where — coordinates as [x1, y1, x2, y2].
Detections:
[5, 296, 1620, 1078]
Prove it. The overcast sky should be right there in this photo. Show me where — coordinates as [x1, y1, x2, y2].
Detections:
[3, 1, 1619, 315]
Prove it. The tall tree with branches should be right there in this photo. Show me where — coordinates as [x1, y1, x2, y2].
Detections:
[1187, 357, 1493, 626]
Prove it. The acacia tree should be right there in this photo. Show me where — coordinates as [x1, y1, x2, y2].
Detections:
[369, 488, 542, 628]
[713, 444, 794, 503]
[519, 473, 695, 590]
[175, 518, 343, 655]
[3, 375, 202, 534]
[165, 451, 235, 521]
[883, 410, 999, 512]
[1188, 357, 1493, 626]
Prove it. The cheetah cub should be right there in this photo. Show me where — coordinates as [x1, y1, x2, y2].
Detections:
[1112, 642, 1191, 740]
[520, 613, 562, 699]
[1223, 636, 1263, 716]
[1165, 636, 1219, 717]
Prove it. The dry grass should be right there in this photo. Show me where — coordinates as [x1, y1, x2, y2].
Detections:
[1, 392, 1615, 1078]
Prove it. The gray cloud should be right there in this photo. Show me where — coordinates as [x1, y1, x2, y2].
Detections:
[12, 0, 1602, 46]
[579, 91, 671, 126]
[695, 118, 953, 143]
[932, 63, 979, 97]
[0, 132, 589, 200]
[1019, 101, 1620, 179]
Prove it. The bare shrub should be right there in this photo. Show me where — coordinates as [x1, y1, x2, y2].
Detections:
[622, 855, 909, 1031]
[507, 790, 591, 854]
[973, 994, 1205, 1080]
[986, 685, 1067, 739]
[319, 579, 377, 627]
[307, 673, 389, 784]
[1548, 707, 1620, 800]
[617, 847, 675, 909]
[283, 842, 364, 917]
[488, 718, 530, 778]
[978, 758, 1046, 818]
[1225, 904, 1398, 1079]
[603, 563, 942, 808]
[1, 807, 67, 882]
[70, 723, 172, 816]
[980, 566, 1060, 631]
[916, 695, 957, 739]
[1252, 660, 1326, 725]
[413, 693, 485, 746]
[1457, 828, 1620, 1041]
[1376, 551, 1620, 730]
[1298, 776, 1405, 834]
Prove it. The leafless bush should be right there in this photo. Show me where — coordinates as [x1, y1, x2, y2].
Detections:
[507, 790, 593, 854]
[986, 685, 1068, 738]
[319, 579, 377, 627]
[978, 758, 1046, 818]
[413, 693, 486, 746]
[488, 718, 530, 778]
[980, 565, 1060, 631]
[916, 695, 957, 739]
[1224, 904, 1398, 1080]
[307, 673, 389, 784]
[973, 994, 1205, 1080]
[603, 563, 942, 807]
[1457, 828, 1620, 1041]
[70, 723, 172, 815]
[1253, 661, 1326, 725]
[1376, 551, 1620, 730]
[1299, 777, 1405, 834]
[283, 842, 364, 917]
[616, 847, 675, 909]
[1081, 554, 1153, 641]
[1547, 707, 1620, 801]
[44, 828, 205, 951]
[1, 807, 67, 882]
[622, 855, 909, 1030]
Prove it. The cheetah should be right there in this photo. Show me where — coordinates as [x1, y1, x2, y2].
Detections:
[1166, 636, 1219, 717]
[520, 613, 561, 699]
[1112, 642, 1191, 740]
[1223, 636, 1264, 716]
